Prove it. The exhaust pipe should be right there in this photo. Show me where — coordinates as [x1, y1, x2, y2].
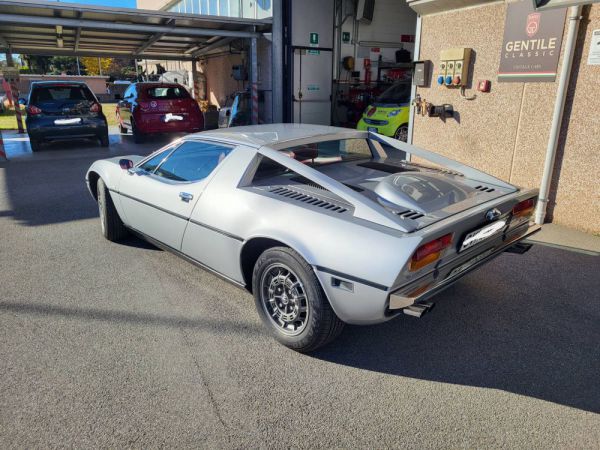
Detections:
[403, 301, 435, 318]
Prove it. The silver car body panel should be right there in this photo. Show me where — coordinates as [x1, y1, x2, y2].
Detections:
[86, 124, 540, 325]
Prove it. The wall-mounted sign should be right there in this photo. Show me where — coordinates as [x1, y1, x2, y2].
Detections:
[309, 32, 319, 47]
[342, 32, 350, 44]
[588, 29, 600, 65]
[498, 0, 566, 82]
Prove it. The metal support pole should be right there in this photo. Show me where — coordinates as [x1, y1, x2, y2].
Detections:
[535, 6, 582, 225]
[191, 58, 199, 100]
[271, 0, 283, 123]
[250, 36, 259, 125]
[5, 50, 24, 134]
[135, 60, 140, 80]
[76, 57, 81, 76]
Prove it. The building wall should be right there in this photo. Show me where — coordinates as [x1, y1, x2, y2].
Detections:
[413, 2, 599, 233]
[17, 75, 109, 96]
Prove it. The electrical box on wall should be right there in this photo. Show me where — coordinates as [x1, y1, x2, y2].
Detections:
[437, 48, 472, 87]
[413, 60, 431, 87]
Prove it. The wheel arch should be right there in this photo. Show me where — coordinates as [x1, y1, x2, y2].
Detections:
[239, 236, 316, 294]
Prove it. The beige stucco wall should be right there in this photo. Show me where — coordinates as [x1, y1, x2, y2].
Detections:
[136, 0, 171, 10]
[413, 2, 599, 233]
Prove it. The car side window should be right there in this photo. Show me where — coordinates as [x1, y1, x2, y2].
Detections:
[154, 141, 233, 183]
[139, 147, 173, 173]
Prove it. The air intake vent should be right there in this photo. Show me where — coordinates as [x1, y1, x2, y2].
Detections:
[474, 185, 496, 193]
[394, 210, 425, 220]
[270, 187, 349, 213]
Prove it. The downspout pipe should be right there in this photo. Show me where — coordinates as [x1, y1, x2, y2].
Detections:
[407, 14, 422, 153]
[535, 5, 582, 225]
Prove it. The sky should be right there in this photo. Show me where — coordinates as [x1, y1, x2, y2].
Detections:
[48, 0, 137, 8]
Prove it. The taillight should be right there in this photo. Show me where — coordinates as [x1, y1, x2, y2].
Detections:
[366, 106, 376, 117]
[90, 103, 101, 113]
[512, 198, 535, 218]
[409, 233, 453, 271]
[27, 105, 42, 115]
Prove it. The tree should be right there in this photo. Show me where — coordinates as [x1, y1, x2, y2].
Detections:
[80, 57, 113, 76]
[21, 55, 52, 74]
[50, 56, 79, 75]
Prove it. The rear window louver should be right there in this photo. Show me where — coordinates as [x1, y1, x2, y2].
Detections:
[394, 210, 424, 220]
[269, 187, 349, 213]
[474, 185, 496, 193]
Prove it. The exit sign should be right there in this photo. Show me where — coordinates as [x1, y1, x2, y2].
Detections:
[309, 32, 319, 47]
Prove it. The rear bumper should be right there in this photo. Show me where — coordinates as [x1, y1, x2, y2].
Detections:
[27, 117, 107, 141]
[388, 221, 541, 310]
[136, 114, 203, 134]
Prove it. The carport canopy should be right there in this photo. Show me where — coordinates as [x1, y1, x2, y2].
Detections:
[0, 0, 270, 61]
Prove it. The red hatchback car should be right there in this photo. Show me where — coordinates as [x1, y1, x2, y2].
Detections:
[116, 82, 204, 143]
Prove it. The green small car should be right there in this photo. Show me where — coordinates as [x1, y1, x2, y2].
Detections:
[357, 81, 411, 142]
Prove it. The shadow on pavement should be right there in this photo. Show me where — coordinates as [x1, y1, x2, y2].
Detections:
[0, 301, 264, 337]
[313, 245, 600, 414]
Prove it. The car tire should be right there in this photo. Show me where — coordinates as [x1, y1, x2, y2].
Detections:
[97, 177, 128, 242]
[252, 246, 344, 352]
[99, 132, 109, 147]
[131, 119, 144, 144]
[30, 138, 41, 152]
[394, 124, 409, 142]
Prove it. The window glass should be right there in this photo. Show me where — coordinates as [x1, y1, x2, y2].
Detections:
[145, 86, 190, 99]
[139, 147, 174, 173]
[32, 85, 94, 103]
[209, 0, 218, 15]
[375, 82, 411, 105]
[281, 139, 373, 166]
[155, 141, 232, 182]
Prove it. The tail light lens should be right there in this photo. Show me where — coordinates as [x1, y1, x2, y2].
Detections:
[27, 105, 42, 115]
[512, 198, 535, 218]
[90, 103, 101, 113]
[409, 233, 453, 271]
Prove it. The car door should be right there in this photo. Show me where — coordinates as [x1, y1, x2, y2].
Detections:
[118, 85, 135, 127]
[118, 140, 234, 250]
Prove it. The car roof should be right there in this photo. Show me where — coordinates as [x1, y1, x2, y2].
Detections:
[134, 82, 184, 88]
[31, 81, 87, 86]
[187, 124, 363, 148]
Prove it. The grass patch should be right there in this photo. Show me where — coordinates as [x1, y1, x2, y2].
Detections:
[0, 103, 118, 130]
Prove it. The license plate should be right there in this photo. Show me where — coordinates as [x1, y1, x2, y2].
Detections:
[54, 118, 81, 125]
[448, 247, 495, 278]
[367, 127, 378, 133]
[163, 113, 184, 122]
[459, 219, 506, 252]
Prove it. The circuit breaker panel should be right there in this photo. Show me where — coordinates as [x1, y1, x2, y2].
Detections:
[437, 48, 472, 87]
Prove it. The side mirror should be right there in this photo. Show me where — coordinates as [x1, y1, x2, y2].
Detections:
[119, 159, 134, 170]
[18, 98, 27, 106]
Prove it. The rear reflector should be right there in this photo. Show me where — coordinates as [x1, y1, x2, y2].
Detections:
[512, 198, 535, 218]
[410, 233, 453, 271]
[90, 103, 101, 113]
[27, 105, 42, 115]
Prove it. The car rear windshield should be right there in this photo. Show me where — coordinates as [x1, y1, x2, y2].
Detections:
[253, 139, 374, 180]
[375, 82, 411, 105]
[31, 85, 95, 103]
[145, 86, 190, 100]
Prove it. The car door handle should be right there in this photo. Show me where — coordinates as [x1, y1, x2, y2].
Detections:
[179, 192, 193, 202]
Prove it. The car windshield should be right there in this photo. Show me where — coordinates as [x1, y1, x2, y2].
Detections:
[31, 85, 94, 103]
[375, 82, 411, 105]
[145, 86, 190, 99]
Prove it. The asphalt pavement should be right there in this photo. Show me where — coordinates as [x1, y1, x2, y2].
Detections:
[0, 131, 599, 448]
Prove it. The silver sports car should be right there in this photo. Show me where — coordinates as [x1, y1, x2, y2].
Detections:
[86, 124, 540, 352]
